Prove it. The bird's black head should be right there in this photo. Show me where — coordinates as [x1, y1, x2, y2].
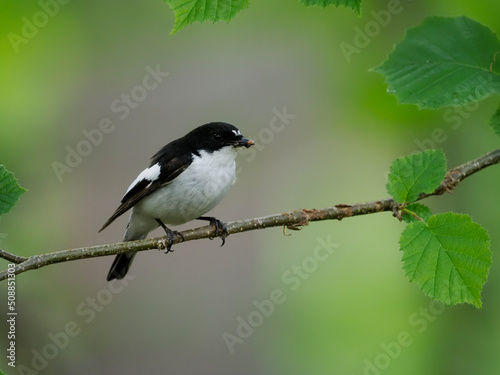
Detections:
[186, 122, 254, 152]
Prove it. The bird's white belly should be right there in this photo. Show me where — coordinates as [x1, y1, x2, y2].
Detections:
[133, 147, 237, 225]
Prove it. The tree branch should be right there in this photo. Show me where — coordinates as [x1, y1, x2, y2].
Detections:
[1, 148, 500, 282]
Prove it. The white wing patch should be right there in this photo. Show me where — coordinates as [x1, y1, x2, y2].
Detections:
[125, 163, 161, 195]
[232, 129, 241, 136]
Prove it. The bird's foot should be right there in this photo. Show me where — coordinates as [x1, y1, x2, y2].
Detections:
[155, 219, 184, 253]
[197, 216, 228, 247]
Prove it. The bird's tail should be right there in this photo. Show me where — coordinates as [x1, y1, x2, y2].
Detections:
[106, 252, 137, 281]
[106, 223, 148, 281]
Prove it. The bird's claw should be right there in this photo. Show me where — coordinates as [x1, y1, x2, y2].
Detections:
[208, 218, 228, 247]
[164, 230, 185, 253]
[155, 218, 184, 254]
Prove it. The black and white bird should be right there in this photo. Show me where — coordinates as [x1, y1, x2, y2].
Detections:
[99, 122, 254, 281]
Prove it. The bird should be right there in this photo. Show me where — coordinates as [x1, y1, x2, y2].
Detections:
[99, 122, 254, 281]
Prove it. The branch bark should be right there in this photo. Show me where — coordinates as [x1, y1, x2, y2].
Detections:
[1, 148, 500, 282]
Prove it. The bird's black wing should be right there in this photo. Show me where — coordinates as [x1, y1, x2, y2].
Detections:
[99, 146, 192, 232]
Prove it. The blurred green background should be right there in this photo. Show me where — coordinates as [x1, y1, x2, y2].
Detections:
[1, 1, 500, 374]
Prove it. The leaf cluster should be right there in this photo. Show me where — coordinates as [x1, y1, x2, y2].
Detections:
[387, 150, 491, 308]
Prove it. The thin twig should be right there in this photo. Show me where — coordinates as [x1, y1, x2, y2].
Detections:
[1, 148, 499, 282]
[0, 248, 27, 264]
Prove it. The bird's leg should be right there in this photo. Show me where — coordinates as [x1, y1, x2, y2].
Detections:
[155, 218, 184, 253]
[197, 216, 228, 246]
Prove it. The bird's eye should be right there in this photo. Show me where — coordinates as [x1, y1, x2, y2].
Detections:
[212, 133, 223, 141]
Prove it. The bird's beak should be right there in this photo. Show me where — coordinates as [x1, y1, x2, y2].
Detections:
[236, 138, 254, 148]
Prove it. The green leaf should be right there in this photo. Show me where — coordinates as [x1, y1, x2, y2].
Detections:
[164, 0, 249, 34]
[0, 165, 26, 216]
[300, 0, 361, 15]
[400, 213, 491, 308]
[488, 103, 500, 137]
[373, 16, 500, 109]
[386, 149, 446, 204]
[401, 203, 432, 224]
